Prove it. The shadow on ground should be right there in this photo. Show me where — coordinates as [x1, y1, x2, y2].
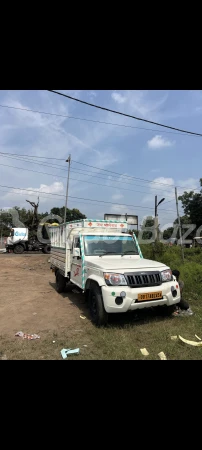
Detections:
[49, 281, 90, 319]
[49, 280, 174, 328]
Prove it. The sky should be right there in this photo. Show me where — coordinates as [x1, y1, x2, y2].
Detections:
[0, 89, 201, 230]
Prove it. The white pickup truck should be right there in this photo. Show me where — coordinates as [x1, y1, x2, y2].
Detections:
[50, 219, 181, 325]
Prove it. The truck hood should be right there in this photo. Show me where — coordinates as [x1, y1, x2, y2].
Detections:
[85, 256, 168, 272]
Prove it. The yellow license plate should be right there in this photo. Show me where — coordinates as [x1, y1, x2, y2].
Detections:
[138, 292, 162, 301]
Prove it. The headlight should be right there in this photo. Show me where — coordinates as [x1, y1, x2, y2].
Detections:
[161, 269, 172, 282]
[104, 273, 127, 286]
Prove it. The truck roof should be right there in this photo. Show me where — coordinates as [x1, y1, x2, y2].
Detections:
[65, 219, 128, 231]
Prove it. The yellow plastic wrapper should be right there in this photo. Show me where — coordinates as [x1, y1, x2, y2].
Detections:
[179, 335, 202, 347]
[158, 351, 167, 360]
[140, 348, 149, 356]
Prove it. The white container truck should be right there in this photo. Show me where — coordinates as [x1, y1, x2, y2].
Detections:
[50, 218, 181, 325]
[6, 226, 51, 254]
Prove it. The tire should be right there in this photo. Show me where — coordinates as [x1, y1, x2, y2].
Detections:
[43, 245, 51, 254]
[13, 244, 24, 254]
[166, 305, 176, 315]
[56, 271, 66, 293]
[89, 282, 108, 326]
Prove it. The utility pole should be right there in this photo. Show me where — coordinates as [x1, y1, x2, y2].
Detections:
[175, 187, 184, 263]
[64, 154, 71, 224]
[0, 219, 2, 247]
[154, 195, 165, 241]
[154, 195, 158, 241]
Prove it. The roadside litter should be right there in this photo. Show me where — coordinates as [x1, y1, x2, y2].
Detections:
[61, 348, 80, 359]
[179, 335, 202, 347]
[158, 352, 167, 360]
[195, 334, 201, 341]
[171, 336, 178, 340]
[80, 314, 86, 320]
[173, 308, 193, 317]
[140, 348, 149, 356]
[15, 331, 40, 340]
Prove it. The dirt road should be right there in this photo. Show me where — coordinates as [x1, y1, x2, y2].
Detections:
[0, 253, 91, 359]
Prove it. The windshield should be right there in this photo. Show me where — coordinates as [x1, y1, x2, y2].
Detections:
[84, 235, 139, 256]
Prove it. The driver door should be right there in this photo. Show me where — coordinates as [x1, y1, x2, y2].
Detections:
[70, 236, 82, 288]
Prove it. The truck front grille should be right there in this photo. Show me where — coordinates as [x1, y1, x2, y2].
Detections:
[125, 271, 162, 288]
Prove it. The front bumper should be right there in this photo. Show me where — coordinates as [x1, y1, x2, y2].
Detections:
[101, 282, 180, 313]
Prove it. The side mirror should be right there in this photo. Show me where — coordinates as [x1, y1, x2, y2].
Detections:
[73, 248, 81, 258]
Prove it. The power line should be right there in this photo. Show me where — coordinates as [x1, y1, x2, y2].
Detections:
[0, 161, 177, 199]
[0, 153, 67, 171]
[0, 187, 107, 208]
[0, 151, 190, 190]
[0, 153, 176, 190]
[47, 90, 202, 137]
[0, 153, 200, 194]
[71, 159, 199, 191]
[0, 103, 197, 138]
[0, 155, 178, 195]
[0, 150, 65, 161]
[0, 183, 177, 212]
[0, 186, 179, 217]
[0, 162, 67, 179]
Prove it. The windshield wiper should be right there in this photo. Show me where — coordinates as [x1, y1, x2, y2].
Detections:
[121, 250, 139, 256]
[99, 252, 117, 257]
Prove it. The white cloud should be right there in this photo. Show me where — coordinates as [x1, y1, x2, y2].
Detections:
[150, 177, 174, 191]
[147, 135, 175, 149]
[111, 92, 127, 104]
[177, 177, 199, 196]
[111, 193, 124, 201]
[4, 182, 64, 205]
[110, 204, 127, 214]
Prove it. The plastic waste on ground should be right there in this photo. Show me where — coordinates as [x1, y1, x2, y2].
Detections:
[61, 348, 80, 359]
[158, 351, 167, 360]
[15, 331, 40, 340]
[179, 335, 202, 347]
[195, 334, 201, 341]
[140, 348, 149, 356]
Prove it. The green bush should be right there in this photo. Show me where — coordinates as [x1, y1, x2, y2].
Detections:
[139, 243, 202, 302]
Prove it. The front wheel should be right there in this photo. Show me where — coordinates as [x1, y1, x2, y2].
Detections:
[56, 271, 66, 293]
[13, 244, 24, 254]
[89, 283, 108, 326]
[42, 245, 51, 254]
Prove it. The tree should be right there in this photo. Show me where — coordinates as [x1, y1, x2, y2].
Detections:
[50, 207, 86, 222]
[140, 216, 155, 240]
[0, 210, 12, 237]
[178, 179, 202, 235]
[162, 227, 174, 240]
